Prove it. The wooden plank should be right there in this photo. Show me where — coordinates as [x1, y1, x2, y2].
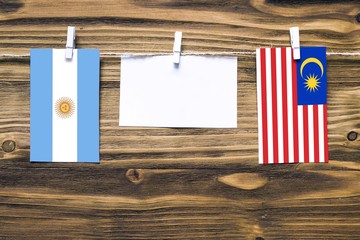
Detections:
[0, 0, 359, 239]
[0, 167, 359, 239]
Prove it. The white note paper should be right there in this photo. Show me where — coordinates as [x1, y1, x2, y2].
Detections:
[119, 55, 237, 128]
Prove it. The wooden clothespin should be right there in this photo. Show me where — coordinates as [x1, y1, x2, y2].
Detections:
[290, 27, 300, 60]
[65, 26, 76, 59]
[173, 31, 182, 64]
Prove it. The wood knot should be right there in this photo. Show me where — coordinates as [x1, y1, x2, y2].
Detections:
[2, 140, 16, 153]
[356, 13, 360, 23]
[347, 131, 358, 141]
[125, 169, 144, 185]
[256, 237, 265, 240]
[218, 173, 268, 190]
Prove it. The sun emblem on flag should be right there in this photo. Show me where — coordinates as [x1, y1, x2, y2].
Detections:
[304, 74, 320, 92]
[55, 97, 75, 119]
[300, 57, 324, 93]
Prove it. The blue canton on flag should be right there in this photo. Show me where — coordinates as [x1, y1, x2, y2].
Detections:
[297, 47, 327, 105]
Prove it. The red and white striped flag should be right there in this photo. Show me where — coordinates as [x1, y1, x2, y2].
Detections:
[256, 47, 328, 164]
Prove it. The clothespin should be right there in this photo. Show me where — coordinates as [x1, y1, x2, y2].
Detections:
[290, 27, 300, 60]
[173, 31, 182, 64]
[65, 26, 76, 59]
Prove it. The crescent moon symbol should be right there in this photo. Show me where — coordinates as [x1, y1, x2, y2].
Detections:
[300, 57, 324, 79]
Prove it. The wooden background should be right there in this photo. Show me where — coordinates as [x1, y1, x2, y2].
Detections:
[0, 0, 359, 239]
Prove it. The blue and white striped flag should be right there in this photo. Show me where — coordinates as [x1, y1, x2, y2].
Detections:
[30, 49, 100, 163]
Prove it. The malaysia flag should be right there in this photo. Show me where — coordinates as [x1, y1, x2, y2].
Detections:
[256, 47, 328, 164]
[30, 49, 100, 162]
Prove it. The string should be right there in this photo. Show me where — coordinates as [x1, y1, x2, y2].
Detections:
[0, 51, 359, 58]
[104, 51, 257, 57]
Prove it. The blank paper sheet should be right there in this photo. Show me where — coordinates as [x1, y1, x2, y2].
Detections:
[119, 55, 237, 128]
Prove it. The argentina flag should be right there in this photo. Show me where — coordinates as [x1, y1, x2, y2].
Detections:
[30, 49, 100, 162]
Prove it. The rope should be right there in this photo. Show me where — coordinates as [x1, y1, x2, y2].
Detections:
[0, 51, 359, 58]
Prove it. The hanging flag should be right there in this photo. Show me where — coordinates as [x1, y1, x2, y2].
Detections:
[256, 47, 328, 164]
[30, 49, 100, 162]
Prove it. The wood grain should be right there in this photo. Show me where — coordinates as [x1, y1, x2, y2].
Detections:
[0, 0, 359, 239]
